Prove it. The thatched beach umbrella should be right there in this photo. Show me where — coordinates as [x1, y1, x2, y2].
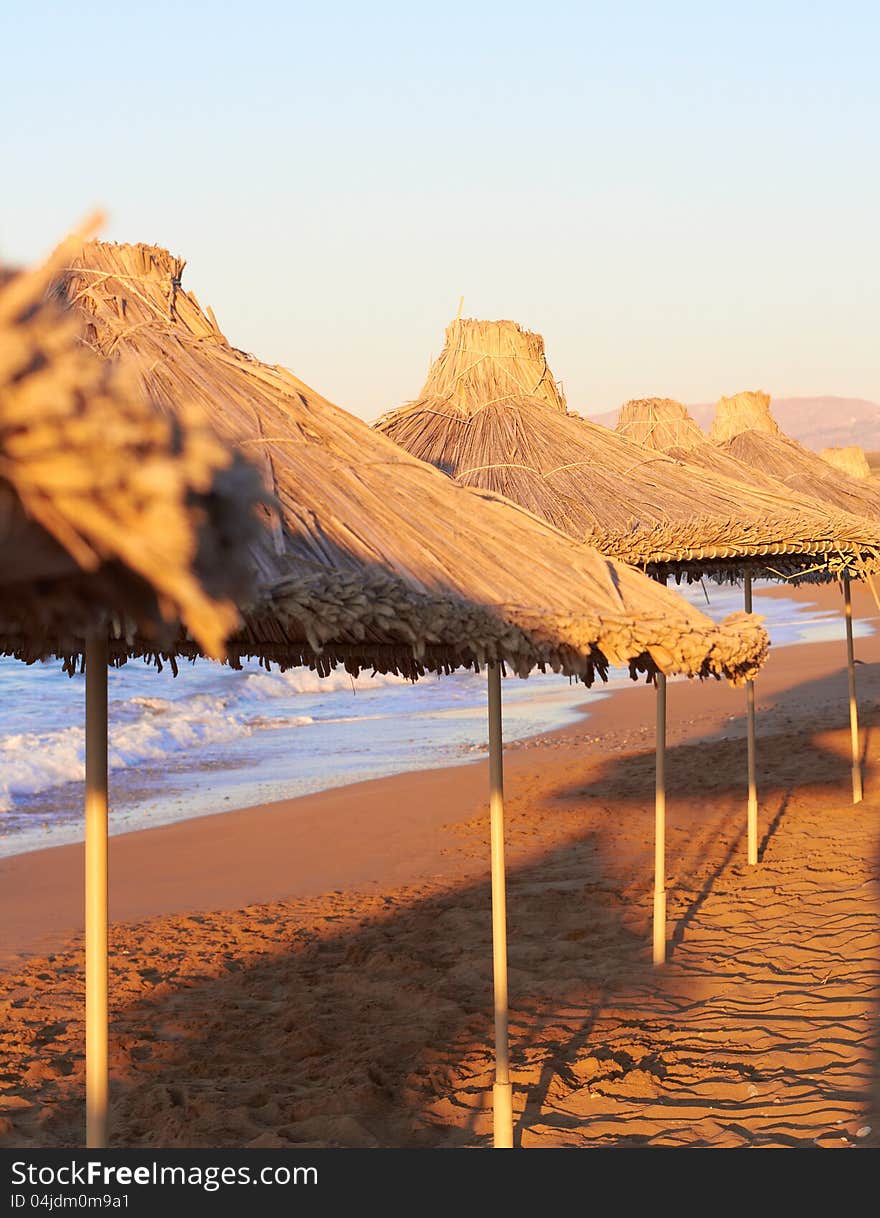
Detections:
[617, 397, 860, 507]
[617, 393, 880, 868]
[617, 397, 880, 553]
[62, 249, 770, 1147]
[709, 391, 880, 805]
[0, 234, 263, 1148]
[60, 254, 771, 683]
[376, 318, 879, 965]
[821, 446, 880, 501]
[710, 393, 880, 519]
[821, 445, 874, 482]
[376, 322, 875, 582]
[616, 397, 707, 455]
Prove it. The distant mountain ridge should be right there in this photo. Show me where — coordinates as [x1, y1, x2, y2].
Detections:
[588, 397, 880, 453]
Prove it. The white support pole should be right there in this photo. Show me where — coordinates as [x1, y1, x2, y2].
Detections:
[653, 673, 667, 965]
[744, 574, 758, 865]
[85, 635, 109, 1148]
[844, 576, 863, 804]
[487, 661, 513, 1149]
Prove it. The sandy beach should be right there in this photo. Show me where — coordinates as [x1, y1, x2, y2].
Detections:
[2, 580, 879, 1148]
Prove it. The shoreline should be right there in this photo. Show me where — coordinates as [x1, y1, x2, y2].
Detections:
[0, 669, 608, 864]
[1, 579, 875, 963]
[0, 577, 863, 863]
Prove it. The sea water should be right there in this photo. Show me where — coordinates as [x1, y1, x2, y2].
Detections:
[0, 584, 872, 856]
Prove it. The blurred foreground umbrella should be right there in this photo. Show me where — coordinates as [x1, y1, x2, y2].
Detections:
[0, 226, 264, 1149]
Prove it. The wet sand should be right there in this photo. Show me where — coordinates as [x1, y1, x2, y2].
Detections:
[1, 580, 879, 1147]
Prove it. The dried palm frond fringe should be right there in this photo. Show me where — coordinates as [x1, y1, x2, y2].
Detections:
[1, 568, 769, 686]
[32, 242, 772, 685]
[376, 320, 880, 580]
[0, 229, 263, 659]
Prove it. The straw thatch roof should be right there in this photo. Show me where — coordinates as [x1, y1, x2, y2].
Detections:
[60, 244, 769, 685]
[616, 398, 705, 452]
[413, 317, 567, 415]
[709, 392, 880, 521]
[375, 319, 880, 581]
[617, 397, 789, 496]
[0, 236, 263, 665]
[708, 391, 780, 444]
[617, 395, 872, 518]
[820, 446, 872, 480]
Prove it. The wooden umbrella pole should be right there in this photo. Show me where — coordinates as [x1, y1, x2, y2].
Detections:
[844, 575, 863, 804]
[653, 673, 667, 966]
[744, 574, 758, 865]
[487, 662, 513, 1148]
[85, 634, 109, 1148]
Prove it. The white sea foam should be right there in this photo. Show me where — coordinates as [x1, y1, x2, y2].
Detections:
[0, 726, 85, 810]
[239, 668, 408, 699]
[1, 692, 262, 811]
[0, 668, 413, 813]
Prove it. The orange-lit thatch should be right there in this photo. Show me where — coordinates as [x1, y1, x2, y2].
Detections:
[709, 392, 880, 521]
[619, 397, 775, 490]
[61, 245, 769, 686]
[375, 319, 880, 581]
[820, 446, 872, 480]
[707, 391, 877, 809]
[0, 236, 262, 664]
[616, 398, 705, 453]
[617, 397, 880, 540]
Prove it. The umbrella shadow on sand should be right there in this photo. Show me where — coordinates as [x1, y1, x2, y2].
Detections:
[3, 666, 879, 1149]
[527, 662, 880, 1147]
[550, 663, 880, 962]
[5, 831, 654, 1150]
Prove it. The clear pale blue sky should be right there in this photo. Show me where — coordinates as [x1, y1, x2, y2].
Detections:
[3, 2, 878, 419]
